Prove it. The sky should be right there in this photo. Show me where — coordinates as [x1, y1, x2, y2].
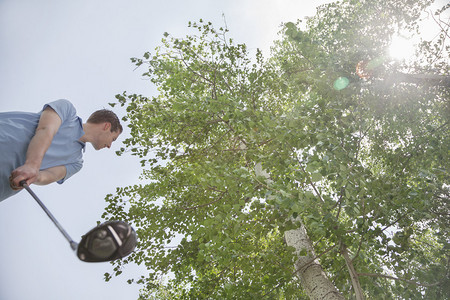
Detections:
[0, 1, 334, 299]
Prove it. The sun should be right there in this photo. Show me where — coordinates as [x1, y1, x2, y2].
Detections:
[388, 35, 417, 61]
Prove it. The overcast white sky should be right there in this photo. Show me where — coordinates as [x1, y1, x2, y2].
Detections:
[0, 1, 335, 299]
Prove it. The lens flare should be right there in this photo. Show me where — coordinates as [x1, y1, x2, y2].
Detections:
[356, 61, 371, 79]
[333, 77, 350, 90]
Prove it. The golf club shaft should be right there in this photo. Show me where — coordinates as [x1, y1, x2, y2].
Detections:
[21, 182, 78, 251]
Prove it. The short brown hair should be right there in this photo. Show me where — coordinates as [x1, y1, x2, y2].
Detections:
[87, 109, 123, 133]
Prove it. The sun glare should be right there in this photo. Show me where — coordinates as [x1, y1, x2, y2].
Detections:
[389, 35, 417, 61]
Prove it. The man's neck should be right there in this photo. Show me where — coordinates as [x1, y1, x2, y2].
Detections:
[79, 123, 92, 143]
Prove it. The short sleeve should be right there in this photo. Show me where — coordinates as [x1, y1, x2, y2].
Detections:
[42, 99, 77, 123]
[57, 160, 83, 184]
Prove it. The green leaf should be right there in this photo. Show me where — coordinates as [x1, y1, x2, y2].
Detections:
[299, 248, 308, 256]
[311, 173, 323, 182]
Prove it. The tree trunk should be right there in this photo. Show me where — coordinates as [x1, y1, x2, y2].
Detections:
[284, 223, 345, 300]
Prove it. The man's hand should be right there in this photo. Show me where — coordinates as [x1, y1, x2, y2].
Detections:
[9, 164, 40, 190]
[9, 176, 22, 191]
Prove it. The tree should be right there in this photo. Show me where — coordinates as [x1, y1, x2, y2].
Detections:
[104, 0, 449, 298]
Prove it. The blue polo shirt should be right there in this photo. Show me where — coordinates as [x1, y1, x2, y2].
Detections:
[0, 99, 85, 201]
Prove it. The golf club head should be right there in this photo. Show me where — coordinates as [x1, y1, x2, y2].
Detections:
[77, 220, 137, 262]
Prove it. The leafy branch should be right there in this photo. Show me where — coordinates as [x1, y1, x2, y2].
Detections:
[357, 271, 448, 288]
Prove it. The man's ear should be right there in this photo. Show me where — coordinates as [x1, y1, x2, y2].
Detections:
[103, 122, 112, 131]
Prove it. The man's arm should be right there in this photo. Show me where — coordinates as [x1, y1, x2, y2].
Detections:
[34, 166, 67, 185]
[10, 107, 62, 187]
[10, 166, 67, 190]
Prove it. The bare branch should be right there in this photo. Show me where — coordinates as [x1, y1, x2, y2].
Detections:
[341, 245, 364, 300]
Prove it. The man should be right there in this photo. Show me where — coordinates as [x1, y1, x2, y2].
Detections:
[0, 99, 122, 201]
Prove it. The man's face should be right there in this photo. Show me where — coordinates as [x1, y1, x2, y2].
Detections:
[93, 123, 121, 150]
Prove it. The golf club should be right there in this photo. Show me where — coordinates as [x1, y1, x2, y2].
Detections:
[20, 181, 137, 262]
